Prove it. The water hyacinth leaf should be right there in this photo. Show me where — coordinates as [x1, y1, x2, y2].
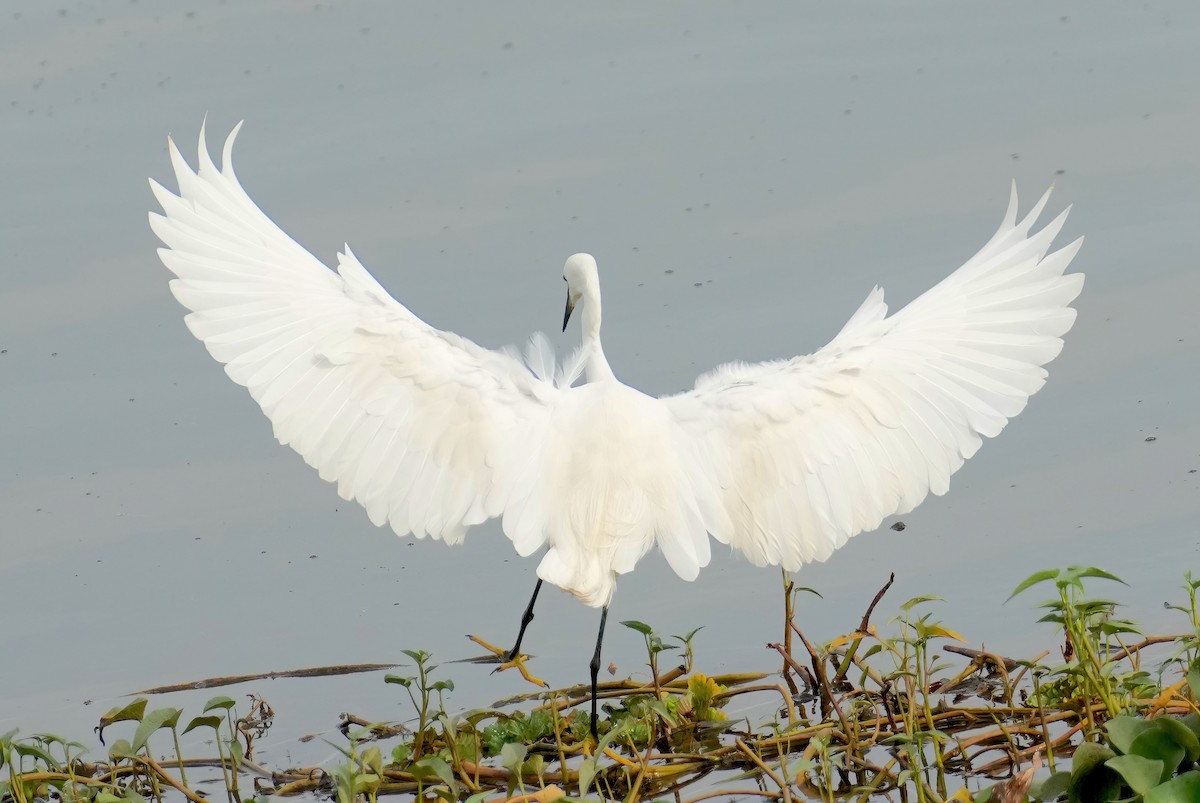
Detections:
[412, 756, 458, 794]
[96, 698, 148, 743]
[99, 699, 147, 726]
[454, 730, 480, 764]
[227, 735, 244, 766]
[1155, 716, 1200, 762]
[12, 742, 57, 767]
[95, 793, 124, 803]
[182, 715, 223, 736]
[1145, 770, 1200, 803]
[499, 742, 527, 776]
[202, 696, 236, 713]
[1069, 741, 1119, 803]
[401, 649, 430, 664]
[1182, 713, 1200, 742]
[1106, 715, 1152, 755]
[1128, 729, 1186, 781]
[646, 698, 679, 725]
[621, 620, 653, 636]
[384, 674, 413, 688]
[1008, 569, 1060, 601]
[131, 707, 182, 753]
[1105, 754, 1164, 796]
[107, 739, 135, 761]
[1031, 770, 1072, 801]
[362, 746, 383, 776]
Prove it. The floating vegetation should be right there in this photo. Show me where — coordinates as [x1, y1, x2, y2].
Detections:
[5, 567, 1200, 803]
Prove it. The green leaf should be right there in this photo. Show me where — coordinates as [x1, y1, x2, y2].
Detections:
[498, 742, 527, 776]
[1074, 566, 1127, 585]
[1032, 770, 1071, 801]
[202, 696, 236, 713]
[621, 620, 653, 636]
[401, 648, 430, 664]
[1182, 713, 1200, 742]
[12, 742, 57, 768]
[1105, 754, 1165, 795]
[227, 735, 244, 766]
[412, 756, 458, 793]
[1187, 666, 1200, 703]
[900, 595, 942, 612]
[99, 699, 147, 726]
[1128, 728, 1186, 781]
[1106, 715, 1152, 755]
[1146, 770, 1200, 803]
[131, 708, 182, 753]
[107, 739, 135, 761]
[182, 715, 223, 735]
[1008, 569, 1060, 601]
[577, 755, 597, 798]
[1070, 741, 1120, 803]
[384, 673, 413, 688]
[1156, 716, 1200, 763]
[96, 698, 148, 743]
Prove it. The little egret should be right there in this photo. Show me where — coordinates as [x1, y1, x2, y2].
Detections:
[151, 124, 1083, 738]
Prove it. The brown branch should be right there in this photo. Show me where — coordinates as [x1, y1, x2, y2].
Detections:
[134, 663, 400, 694]
[1106, 634, 1191, 663]
[132, 754, 210, 803]
[859, 572, 895, 633]
[943, 645, 1019, 672]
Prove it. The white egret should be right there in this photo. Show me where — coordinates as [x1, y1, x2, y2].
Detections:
[150, 124, 1083, 737]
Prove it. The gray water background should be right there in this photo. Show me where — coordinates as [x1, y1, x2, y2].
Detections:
[1, 1, 1197, 769]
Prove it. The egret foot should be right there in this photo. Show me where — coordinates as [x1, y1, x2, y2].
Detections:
[465, 634, 549, 688]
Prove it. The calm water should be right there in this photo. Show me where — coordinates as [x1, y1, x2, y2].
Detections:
[2, 1, 1198, 767]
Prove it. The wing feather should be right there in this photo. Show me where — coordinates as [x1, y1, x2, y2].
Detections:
[151, 123, 557, 549]
[664, 185, 1084, 571]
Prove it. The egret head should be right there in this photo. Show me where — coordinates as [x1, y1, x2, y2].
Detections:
[562, 253, 597, 331]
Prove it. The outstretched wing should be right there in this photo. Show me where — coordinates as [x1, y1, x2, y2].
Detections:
[663, 186, 1084, 570]
[150, 123, 555, 545]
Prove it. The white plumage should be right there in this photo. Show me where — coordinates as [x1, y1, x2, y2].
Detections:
[150, 123, 1084, 609]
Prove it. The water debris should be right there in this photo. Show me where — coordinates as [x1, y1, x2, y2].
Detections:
[134, 662, 400, 694]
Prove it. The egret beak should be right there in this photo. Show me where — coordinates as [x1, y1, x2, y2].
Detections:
[563, 292, 576, 332]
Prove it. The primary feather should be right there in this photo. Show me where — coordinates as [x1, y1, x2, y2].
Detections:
[151, 123, 1083, 607]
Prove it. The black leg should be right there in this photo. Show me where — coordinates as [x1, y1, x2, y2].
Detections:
[507, 578, 544, 661]
[589, 606, 609, 741]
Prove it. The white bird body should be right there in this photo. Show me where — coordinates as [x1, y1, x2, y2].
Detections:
[151, 124, 1084, 610]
